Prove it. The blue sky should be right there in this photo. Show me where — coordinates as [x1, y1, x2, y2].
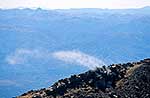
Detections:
[0, 0, 150, 9]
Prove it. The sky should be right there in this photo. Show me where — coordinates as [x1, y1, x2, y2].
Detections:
[0, 0, 150, 9]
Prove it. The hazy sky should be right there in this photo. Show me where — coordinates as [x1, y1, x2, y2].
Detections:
[0, 0, 150, 9]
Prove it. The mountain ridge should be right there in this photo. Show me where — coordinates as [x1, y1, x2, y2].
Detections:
[1, 6, 150, 11]
[17, 58, 150, 98]
[1, 7, 150, 98]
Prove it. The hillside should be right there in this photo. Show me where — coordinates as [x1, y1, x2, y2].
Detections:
[1, 7, 150, 97]
[17, 59, 150, 98]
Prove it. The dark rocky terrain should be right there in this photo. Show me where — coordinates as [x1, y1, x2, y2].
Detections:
[17, 59, 150, 98]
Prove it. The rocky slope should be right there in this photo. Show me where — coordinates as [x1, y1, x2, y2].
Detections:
[17, 59, 150, 98]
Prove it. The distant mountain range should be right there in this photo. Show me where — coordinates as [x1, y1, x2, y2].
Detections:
[0, 7, 150, 98]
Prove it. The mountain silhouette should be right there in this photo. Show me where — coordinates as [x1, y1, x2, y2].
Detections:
[17, 59, 150, 98]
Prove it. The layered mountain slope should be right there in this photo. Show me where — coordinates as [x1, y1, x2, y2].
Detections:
[17, 59, 150, 98]
[1, 8, 150, 97]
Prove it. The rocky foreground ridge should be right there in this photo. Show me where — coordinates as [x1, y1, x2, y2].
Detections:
[17, 59, 150, 98]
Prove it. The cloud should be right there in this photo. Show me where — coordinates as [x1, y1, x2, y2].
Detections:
[52, 50, 105, 69]
[5, 49, 105, 69]
[0, 79, 20, 87]
[5, 48, 51, 65]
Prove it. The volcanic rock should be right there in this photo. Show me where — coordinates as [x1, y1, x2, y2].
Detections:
[17, 58, 150, 98]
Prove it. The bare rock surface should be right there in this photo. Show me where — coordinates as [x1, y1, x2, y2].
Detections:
[17, 59, 150, 98]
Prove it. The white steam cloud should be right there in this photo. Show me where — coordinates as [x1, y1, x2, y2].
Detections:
[6, 49, 105, 69]
[52, 50, 105, 69]
[5, 48, 50, 65]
